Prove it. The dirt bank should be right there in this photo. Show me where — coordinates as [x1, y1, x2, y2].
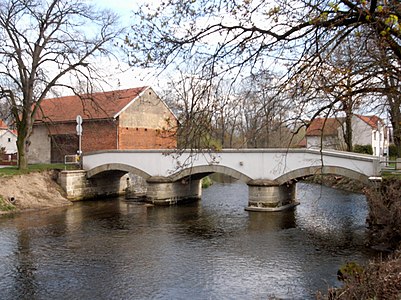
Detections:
[0, 170, 72, 214]
[304, 175, 365, 193]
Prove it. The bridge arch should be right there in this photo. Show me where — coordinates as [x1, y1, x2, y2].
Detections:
[275, 165, 371, 185]
[86, 163, 151, 180]
[169, 165, 252, 183]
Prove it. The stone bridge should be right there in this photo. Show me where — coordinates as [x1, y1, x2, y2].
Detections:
[67, 149, 381, 211]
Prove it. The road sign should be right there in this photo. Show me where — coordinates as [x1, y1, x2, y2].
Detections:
[76, 115, 82, 136]
[76, 124, 82, 136]
[76, 115, 83, 168]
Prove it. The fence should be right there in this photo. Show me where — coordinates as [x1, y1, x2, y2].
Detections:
[380, 158, 401, 171]
[0, 153, 17, 165]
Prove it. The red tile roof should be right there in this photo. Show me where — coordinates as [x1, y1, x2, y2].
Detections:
[0, 120, 8, 129]
[306, 118, 343, 136]
[0, 120, 17, 135]
[35, 87, 148, 123]
[355, 114, 381, 129]
[298, 137, 307, 147]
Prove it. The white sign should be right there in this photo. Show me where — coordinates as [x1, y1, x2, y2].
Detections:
[76, 124, 82, 136]
[76, 115, 83, 136]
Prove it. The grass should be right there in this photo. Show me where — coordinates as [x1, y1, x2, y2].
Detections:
[381, 171, 401, 179]
[0, 163, 78, 176]
[0, 195, 16, 212]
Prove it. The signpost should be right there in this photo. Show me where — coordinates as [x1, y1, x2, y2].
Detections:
[76, 115, 82, 167]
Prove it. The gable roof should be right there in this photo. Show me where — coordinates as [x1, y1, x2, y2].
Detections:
[355, 114, 381, 130]
[35, 86, 149, 123]
[0, 120, 17, 136]
[0, 120, 8, 130]
[305, 118, 343, 136]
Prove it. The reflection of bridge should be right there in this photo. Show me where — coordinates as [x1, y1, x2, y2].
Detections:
[77, 149, 381, 211]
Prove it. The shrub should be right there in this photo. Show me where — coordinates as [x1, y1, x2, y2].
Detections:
[388, 143, 398, 158]
[319, 252, 401, 300]
[365, 178, 401, 250]
[353, 144, 373, 155]
[201, 176, 213, 188]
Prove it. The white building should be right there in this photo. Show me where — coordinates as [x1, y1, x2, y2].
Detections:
[304, 115, 389, 157]
[305, 118, 343, 150]
[352, 115, 388, 156]
[0, 120, 17, 155]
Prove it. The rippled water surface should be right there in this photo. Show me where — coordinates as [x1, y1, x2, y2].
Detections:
[0, 182, 373, 299]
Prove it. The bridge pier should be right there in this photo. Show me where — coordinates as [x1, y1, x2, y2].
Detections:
[245, 180, 299, 212]
[146, 176, 202, 205]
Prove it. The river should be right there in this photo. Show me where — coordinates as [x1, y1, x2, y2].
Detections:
[0, 182, 374, 299]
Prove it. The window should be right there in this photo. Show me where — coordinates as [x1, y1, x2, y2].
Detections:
[373, 131, 377, 141]
[7, 138, 11, 142]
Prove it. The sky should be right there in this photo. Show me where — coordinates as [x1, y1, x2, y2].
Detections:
[86, 0, 165, 92]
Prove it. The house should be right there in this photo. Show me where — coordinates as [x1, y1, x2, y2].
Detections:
[304, 118, 343, 150]
[304, 115, 388, 156]
[0, 120, 17, 155]
[352, 114, 388, 156]
[29, 86, 178, 163]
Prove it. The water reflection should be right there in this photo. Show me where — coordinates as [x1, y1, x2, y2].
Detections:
[14, 229, 37, 297]
[247, 209, 297, 232]
[0, 182, 373, 299]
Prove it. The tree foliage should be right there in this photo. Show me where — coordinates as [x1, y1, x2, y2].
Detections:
[0, 0, 121, 169]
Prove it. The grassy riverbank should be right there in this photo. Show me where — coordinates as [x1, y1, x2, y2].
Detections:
[0, 163, 75, 176]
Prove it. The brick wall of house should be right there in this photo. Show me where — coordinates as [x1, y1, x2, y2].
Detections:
[81, 120, 117, 152]
[47, 119, 118, 152]
[118, 87, 177, 149]
[118, 127, 176, 149]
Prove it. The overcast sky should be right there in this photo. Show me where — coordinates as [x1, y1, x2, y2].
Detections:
[85, 1, 165, 92]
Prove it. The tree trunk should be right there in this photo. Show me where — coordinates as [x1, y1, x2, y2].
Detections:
[344, 112, 353, 152]
[343, 80, 353, 152]
[15, 110, 32, 170]
[17, 134, 28, 170]
[385, 76, 401, 158]
[390, 116, 401, 158]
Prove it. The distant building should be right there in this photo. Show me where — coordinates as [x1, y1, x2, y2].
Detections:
[0, 120, 17, 155]
[303, 115, 389, 157]
[29, 86, 178, 163]
[305, 118, 343, 150]
[352, 115, 388, 156]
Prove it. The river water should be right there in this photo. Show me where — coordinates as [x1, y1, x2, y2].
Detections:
[0, 182, 373, 299]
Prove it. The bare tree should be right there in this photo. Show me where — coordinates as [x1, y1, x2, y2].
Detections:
[128, 0, 401, 155]
[0, 0, 122, 169]
[236, 70, 292, 148]
[161, 67, 222, 150]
